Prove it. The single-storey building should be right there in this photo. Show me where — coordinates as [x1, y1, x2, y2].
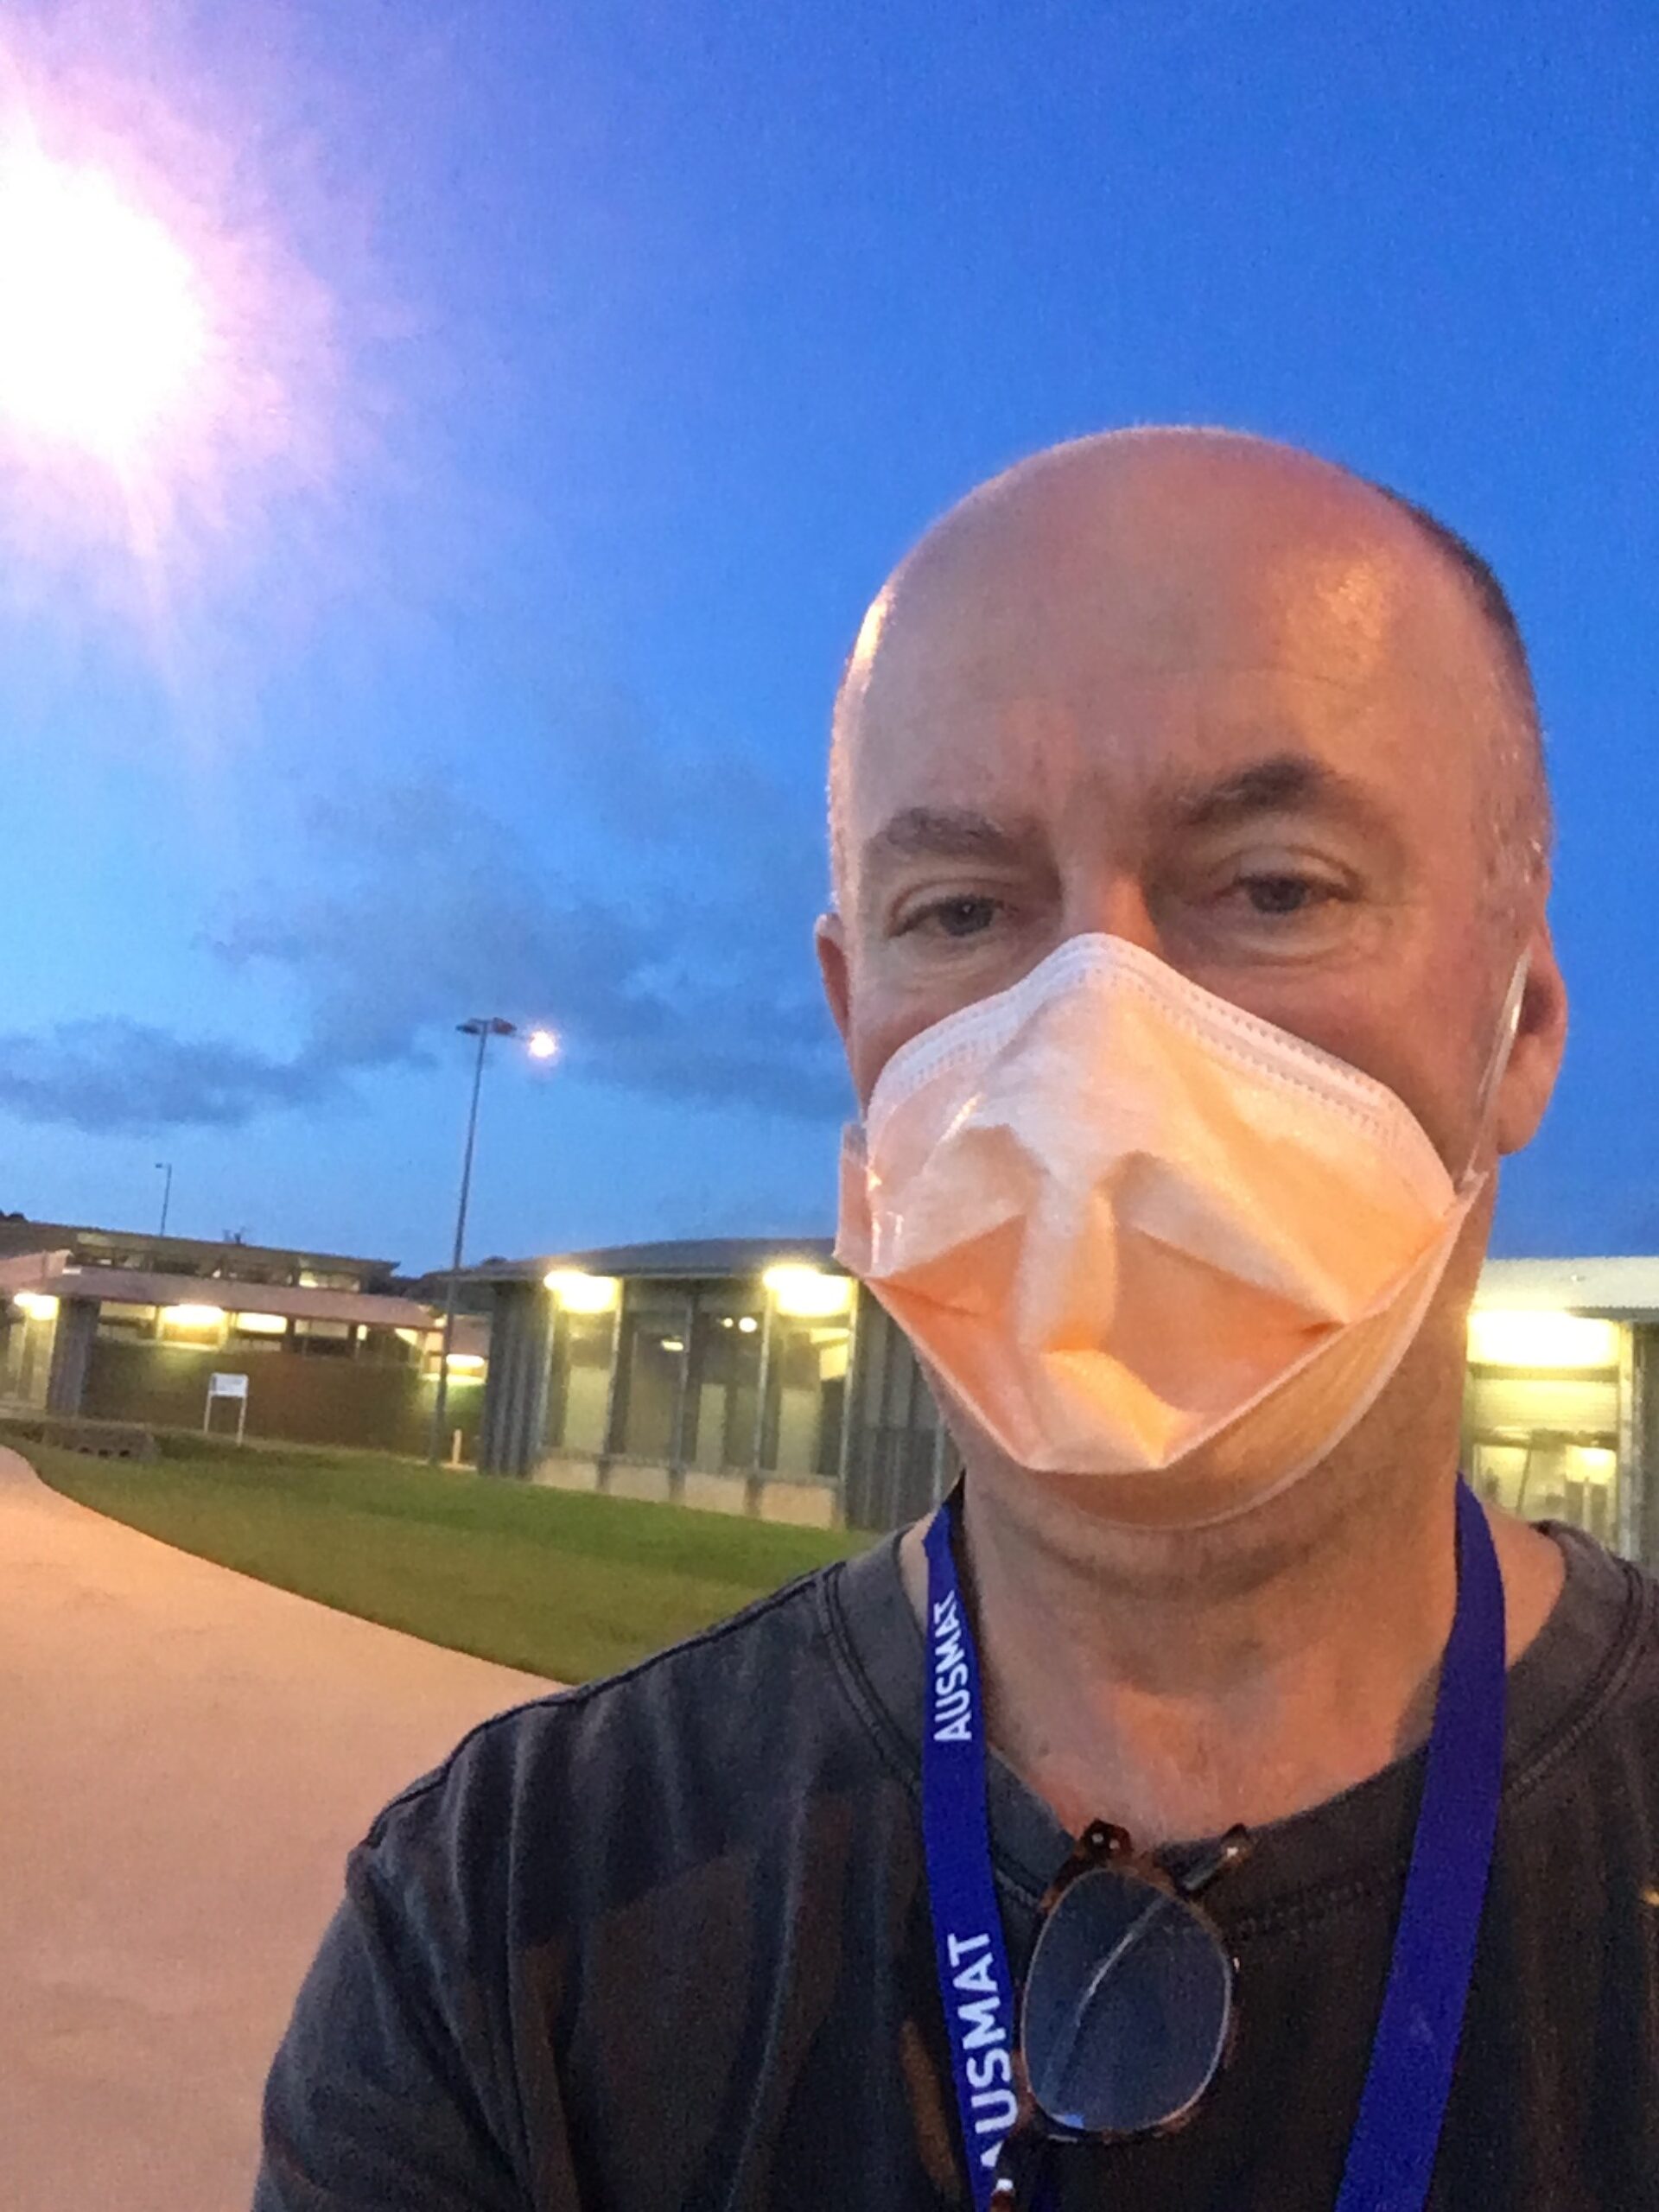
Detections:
[471, 1241, 1659, 1554]
[10, 1211, 1653, 1559]
[0, 1218, 486, 1455]
[468, 1238, 950, 1532]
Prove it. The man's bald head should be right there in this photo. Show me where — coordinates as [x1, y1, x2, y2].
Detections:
[829, 429, 1550, 920]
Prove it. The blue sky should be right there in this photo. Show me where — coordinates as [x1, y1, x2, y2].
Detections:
[2, 0, 1656, 1268]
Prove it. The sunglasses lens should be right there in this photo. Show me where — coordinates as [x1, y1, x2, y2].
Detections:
[1021, 1866, 1232, 2136]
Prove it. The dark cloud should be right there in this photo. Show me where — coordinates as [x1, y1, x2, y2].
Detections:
[0, 1020, 331, 1134]
[3, 736, 849, 1135]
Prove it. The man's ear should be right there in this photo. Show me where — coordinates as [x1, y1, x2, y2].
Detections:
[1494, 919, 1568, 1156]
[816, 911, 853, 1046]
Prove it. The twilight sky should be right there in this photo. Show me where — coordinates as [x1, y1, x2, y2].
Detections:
[2, 1, 1656, 1270]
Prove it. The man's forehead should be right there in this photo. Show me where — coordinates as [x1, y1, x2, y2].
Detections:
[831, 432, 1497, 873]
[859, 753, 1385, 875]
[844, 652, 1408, 837]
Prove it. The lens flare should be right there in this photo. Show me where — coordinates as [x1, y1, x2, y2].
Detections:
[0, 139, 208, 463]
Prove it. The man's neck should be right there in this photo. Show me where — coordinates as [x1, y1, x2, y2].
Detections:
[900, 1437, 1565, 1851]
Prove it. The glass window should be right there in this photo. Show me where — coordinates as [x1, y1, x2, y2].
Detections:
[1465, 1336, 1623, 1547]
[294, 1317, 353, 1357]
[686, 1292, 766, 1471]
[1470, 1433, 1618, 1544]
[96, 1300, 157, 1338]
[762, 1318, 851, 1477]
[614, 1292, 690, 1462]
[549, 1310, 617, 1453]
[158, 1306, 225, 1345]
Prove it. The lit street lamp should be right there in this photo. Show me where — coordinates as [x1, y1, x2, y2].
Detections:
[429, 1018, 518, 1464]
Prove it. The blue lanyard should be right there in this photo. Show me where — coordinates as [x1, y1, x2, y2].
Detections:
[921, 1480, 1507, 2211]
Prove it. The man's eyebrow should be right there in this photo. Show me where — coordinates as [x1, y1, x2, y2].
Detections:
[1168, 753, 1363, 830]
[861, 805, 1039, 868]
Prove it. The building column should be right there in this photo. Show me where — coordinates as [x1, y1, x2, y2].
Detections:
[45, 1297, 99, 1417]
[1631, 1324, 1659, 1572]
[476, 1283, 553, 1478]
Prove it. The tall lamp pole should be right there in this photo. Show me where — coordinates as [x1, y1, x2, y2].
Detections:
[429, 1017, 517, 1465]
[155, 1161, 174, 1238]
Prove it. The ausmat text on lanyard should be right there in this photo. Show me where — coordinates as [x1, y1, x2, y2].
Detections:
[921, 1478, 1507, 2211]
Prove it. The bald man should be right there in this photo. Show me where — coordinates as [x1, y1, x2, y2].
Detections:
[257, 434, 1659, 2212]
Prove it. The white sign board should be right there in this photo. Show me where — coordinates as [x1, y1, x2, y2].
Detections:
[204, 1370, 250, 1442]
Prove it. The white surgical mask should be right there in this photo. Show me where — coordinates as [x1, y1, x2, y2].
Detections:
[836, 935, 1525, 1528]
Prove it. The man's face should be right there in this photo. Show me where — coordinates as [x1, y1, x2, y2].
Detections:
[819, 436, 1565, 1187]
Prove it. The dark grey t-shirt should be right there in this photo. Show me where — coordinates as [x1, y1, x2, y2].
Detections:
[255, 1523, 1659, 2209]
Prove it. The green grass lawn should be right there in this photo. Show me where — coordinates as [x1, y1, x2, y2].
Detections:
[25, 1435, 870, 1682]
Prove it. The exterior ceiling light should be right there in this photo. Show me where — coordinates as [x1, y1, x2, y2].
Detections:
[1466, 1310, 1620, 1370]
[763, 1264, 855, 1319]
[544, 1269, 620, 1313]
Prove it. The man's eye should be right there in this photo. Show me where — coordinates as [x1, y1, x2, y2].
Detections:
[911, 896, 1001, 939]
[1236, 874, 1331, 917]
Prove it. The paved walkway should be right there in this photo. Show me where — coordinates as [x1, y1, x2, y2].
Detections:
[0, 1447, 554, 2212]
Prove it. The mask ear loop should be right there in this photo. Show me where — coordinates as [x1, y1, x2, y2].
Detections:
[1459, 950, 1531, 1191]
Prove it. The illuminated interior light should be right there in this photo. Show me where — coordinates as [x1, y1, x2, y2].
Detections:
[444, 1352, 486, 1374]
[233, 1312, 287, 1334]
[14, 1292, 59, 1321]
[1466, 1311, 1620, 1370]
[1565, 1444, 1618, 1484]
[162, 1303, 225, 1329]
[737, 1314, 760, 1334]
[543, 1270, 620, 1313]
[762, 1264, 855, 1319]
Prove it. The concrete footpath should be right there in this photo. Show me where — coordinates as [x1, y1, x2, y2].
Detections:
[0, 1446, 554, 2212]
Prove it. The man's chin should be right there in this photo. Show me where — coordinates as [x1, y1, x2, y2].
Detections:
[931, 1372, 1327, 1535]
[965, 1446, 1312, 1535]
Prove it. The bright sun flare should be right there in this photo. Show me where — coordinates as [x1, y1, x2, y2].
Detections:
[0, 142, 207, 463]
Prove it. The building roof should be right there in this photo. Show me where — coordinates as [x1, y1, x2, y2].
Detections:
[461, 1240, 1659, 1313]
[1475, 1255, 1659, 1319]
[0, 1249, 438, 1332]
[461, 1236, 840, 1286]
[0, 1216, 397, 1281]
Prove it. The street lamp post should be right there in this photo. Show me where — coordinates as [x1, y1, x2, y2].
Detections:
[155, 1160, 174, 1238]
[429, 1017, 517, 1465]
